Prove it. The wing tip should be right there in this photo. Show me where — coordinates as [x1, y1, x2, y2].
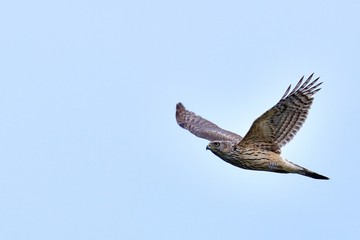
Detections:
[284, 73, 323, 99]
[176, 102, 187, 127]
[176, 102, 184, 107]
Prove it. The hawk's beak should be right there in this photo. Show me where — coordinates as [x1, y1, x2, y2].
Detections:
[206, 145, 210, 151]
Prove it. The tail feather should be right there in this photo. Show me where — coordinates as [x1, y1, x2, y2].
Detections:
[296, 165, 329, 180]
[286, 160, 329, 180]
[301, 169, 329, 180]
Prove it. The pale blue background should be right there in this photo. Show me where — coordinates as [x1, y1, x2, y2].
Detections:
[0, 0, 359, 239]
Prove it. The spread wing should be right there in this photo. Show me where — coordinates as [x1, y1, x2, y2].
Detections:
[176, 103, 242, 142]
[239, 73, 322, 153]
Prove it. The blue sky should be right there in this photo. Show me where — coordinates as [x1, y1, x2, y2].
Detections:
[0, 0, 359, 239]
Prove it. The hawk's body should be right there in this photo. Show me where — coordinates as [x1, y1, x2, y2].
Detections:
[176, 74, 329, 180]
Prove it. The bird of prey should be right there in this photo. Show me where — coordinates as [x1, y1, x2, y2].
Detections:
[176, 74, 329, 180]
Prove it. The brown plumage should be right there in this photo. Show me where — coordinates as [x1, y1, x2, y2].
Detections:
[176, 74, 329, 180]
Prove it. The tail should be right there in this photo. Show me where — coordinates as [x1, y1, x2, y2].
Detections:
[296, 165, 329, 180]
[287, 160, 329, 180]
[300, 169, 329, 180]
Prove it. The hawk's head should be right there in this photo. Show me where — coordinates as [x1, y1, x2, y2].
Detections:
[206, 141, 236, 158]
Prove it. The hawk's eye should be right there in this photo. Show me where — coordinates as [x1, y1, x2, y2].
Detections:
[214, 142, 220, 147]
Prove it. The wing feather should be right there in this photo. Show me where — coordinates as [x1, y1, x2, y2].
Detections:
[176, 103, 242, 142]
[239, 74, 322, 153]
